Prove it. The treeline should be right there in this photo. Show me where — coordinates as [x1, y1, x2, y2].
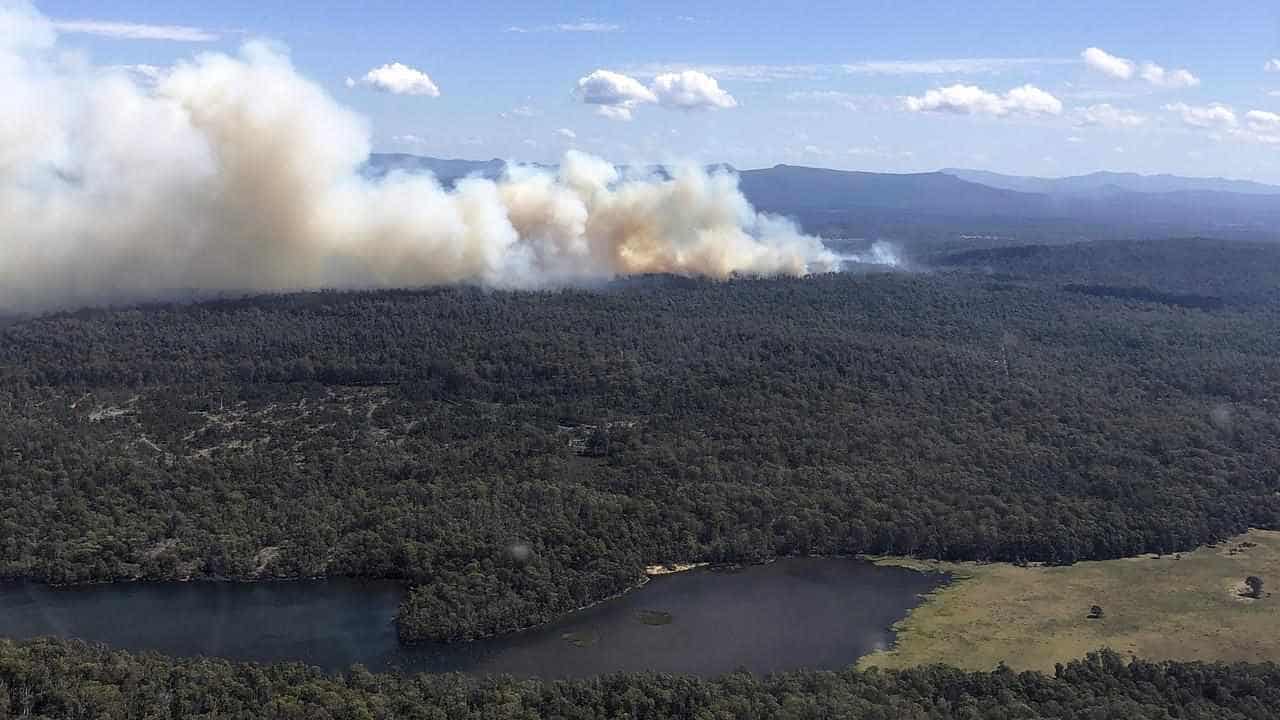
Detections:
[1, 240, 1279, 642]
[0, 639, 1277, 719]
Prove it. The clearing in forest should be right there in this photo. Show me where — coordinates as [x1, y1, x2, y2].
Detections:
[861, 529, 1280, 672]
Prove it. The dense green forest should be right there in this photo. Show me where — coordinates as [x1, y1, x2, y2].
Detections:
[0, 639, 1277, 719]
[1, 238, 1278, 643]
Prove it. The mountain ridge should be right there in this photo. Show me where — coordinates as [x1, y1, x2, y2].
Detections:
[362, 154, 1280, 240]
[941, 167, 1280, 196]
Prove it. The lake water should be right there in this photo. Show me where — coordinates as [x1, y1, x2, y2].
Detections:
[0, 559, 947, 677]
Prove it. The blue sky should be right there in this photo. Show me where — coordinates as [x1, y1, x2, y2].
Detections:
[31, 0, 1280, 181]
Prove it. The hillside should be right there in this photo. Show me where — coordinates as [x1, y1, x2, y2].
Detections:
[736, 165, 1051, 217]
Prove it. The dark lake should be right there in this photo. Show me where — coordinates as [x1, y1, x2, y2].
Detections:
[0, 559, 947, 677]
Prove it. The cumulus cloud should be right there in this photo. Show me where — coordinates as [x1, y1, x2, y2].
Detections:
[650, 70, 738, 109]
[555, 128, 576, 140]
[0, 3, 835, 312]
[1242, 110, 1280, 144]
[1245, 110, 1280, 130]
[346, 62, 439, 96]
[1164, 103, 1280, 144]
[1165, 102, 1237, 129]
[1075, 103, 1147, 128]
[1082, 47, 1198, 88]
[595, 106, 633, 121]
[1082, 47, 1134, 80]
[51, 19, 219, 42]
[1140, 62, 1199, 89]
[904, 84, 1062, 117]
[577, 69, 656, 107]
[576, 69, 737, 118]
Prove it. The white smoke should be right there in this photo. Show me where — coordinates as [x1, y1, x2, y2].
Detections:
[836, 241, 904, 269]
[0, 2, 837, 312]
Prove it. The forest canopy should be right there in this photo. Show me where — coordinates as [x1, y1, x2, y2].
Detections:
[0, 639, 1277, 720]
[0, 238, 1278, 642]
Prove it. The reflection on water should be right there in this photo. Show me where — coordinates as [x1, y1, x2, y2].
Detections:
[0, 558, 947, 677]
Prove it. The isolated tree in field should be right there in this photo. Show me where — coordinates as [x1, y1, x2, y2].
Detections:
[1245, 576, 1264, 599]
[1088, 605, 1105, 619]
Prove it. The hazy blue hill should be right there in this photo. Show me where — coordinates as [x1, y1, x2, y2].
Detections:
[943, 167, 1280, 196]
[358, 154, 1280, 241]
[363, 154, 507, 185]
[737, 164, 1053, 217]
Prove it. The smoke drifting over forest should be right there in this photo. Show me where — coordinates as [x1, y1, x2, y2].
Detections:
[0, 2, 838, 311]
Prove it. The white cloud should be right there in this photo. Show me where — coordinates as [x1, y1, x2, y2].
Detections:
[577, 69, 656, 108]
[577, 69, 737, 117]
[555, 128, 577, 140]
[347, 63, 440, 97]
[1140, 62, 1199, 89]
[1245, 110, 1280, 130]
[904, 84, 1062, 117]
[844, 57, 1072, 75]
[1242, 110, 1280, 144]
[1165, 102, 1236, 129]
[1265, 59, 1280, 73]
[650, 70, 738, 110]
[1076, 103, 1147, 128]
[1164, 104, 1280, 145]
[1082, 47, 1135, 80]
[507, 20, 619, 33]
[52, 19, 218, 42]
[595, 106, 634, 121]
[393, 134, 428, 147]
[1082, 47, 1199, 89]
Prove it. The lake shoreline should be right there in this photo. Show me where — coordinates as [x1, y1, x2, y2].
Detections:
[0, 557, 949, 676]
[8, 554, 953, 652]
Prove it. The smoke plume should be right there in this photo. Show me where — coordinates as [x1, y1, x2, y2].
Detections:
[0, 2, 836, 312]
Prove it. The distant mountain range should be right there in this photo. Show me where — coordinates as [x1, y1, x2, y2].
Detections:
[941, 168, 1280, 197]
[364, 154, 1280, 241]
[364, 154, 508, 184]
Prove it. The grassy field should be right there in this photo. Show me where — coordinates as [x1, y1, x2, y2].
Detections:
[860, 529, 1280, 673]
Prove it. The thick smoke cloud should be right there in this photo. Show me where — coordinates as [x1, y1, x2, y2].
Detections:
[0, 2, 836, 312]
